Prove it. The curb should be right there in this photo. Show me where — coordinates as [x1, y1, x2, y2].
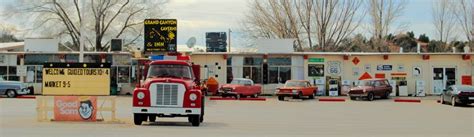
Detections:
[209, 97, 266, 101]
[318, 98, 346, 102]
[394, 98, 421, 103]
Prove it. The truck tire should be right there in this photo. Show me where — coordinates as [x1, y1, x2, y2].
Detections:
[148, 115, 156, 122]
[382, 91, 390, 99]
[134, 114, 144, 125]
[6, 90, 17, 98]
[188, 115, 200, 127]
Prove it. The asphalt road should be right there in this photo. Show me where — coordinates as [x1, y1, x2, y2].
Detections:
[1, 96, 473, 137]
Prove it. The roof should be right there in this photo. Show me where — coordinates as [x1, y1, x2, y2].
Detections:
[0, 42, 24, 51]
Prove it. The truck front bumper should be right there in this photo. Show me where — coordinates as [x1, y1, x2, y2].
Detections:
[133, 107, 201, 116]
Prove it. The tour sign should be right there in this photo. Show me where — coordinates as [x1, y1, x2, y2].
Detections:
[42, 63, 111, 96]
[144, 19, 177, 52]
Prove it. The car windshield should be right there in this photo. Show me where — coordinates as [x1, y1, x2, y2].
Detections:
[147, 64, 193, 79]
[455, 86, 474, 92]
[230, 79, 246, 85]
[358, 80, 373, 86]
[285, 81, 306, 87]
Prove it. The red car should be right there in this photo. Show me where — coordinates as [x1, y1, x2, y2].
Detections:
[276, 80, 318, 101]
[348, 79, 392, 101]
[219, 78, 262, 99]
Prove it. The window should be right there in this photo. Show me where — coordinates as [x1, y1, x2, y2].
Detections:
[243, 67, 262, 83]
[25, 54, 60, 65]
[65, 54, 79, 63]
[267, 57, 291, 84]
[244, 57, 263, 65]
[7, 66, 18, 81]
[226, 67, 233, 83]
[118, 66, 130, 83]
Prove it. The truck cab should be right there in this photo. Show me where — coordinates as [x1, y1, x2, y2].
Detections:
[132, 60, 204, 126]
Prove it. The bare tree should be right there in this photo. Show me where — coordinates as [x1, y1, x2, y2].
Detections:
[451, 0, 472, 42]
[432, 0, 456, 43]
[312, 0, 364, 51]
[242, 0, 363, 51]
[368, 0, 406, 40]
[7, 0, 168, 51]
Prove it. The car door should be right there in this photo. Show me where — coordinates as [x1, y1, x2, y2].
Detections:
[243, 80, 253, 95]
[301, 82, 313, 96]
[373, 80, 383, 96]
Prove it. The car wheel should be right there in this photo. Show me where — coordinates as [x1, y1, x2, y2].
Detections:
[440, 95, 444, 104]
[134, 114, 144, 125]
[6, 90, 17, 98]
[293, 92, 302, 99]
[350, 96, 357, 100]
[235, 94, 241, 99]
[367, 92, 374, 101]
[148, 115, 156, 122]
[308, 92, 315, 99]
[383, 91, 390, 99]
[278, 96, 284, 101]
[189, 115, 200, 127]
[451, 97, 457, 107]
[252, 94, 258, 98]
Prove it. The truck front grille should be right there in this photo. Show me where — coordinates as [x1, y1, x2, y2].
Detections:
[155, 84, 178, 106]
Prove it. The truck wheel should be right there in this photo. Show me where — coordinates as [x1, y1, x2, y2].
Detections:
[188, 115, 200, 126]
[382, 91, 390, 99]
[134, 114, 144, 125]
[6, 90, 17, 98]
[367, 92, 374, 101]
[278, 96, 284, 101]
[148, 115, 156, 122]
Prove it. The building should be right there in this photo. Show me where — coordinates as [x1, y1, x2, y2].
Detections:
[190, 52, 473, 96]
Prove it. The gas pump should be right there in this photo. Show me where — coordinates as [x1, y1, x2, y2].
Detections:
[415, 80, 425, 96]
[328, 79, 339, 96]
[315, 78, 326, 96]
[341, 80, 351, 96]
[398, 80, 408, 96]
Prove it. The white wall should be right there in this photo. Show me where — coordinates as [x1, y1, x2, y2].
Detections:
[24, 38, 59, 52]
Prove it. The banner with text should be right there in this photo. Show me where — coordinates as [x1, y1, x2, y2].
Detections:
[53, 96, 97, 121]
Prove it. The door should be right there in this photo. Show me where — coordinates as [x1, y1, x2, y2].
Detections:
[433, 67, 457, 95]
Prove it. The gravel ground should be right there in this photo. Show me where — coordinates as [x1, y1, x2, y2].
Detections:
[0, 96, 473, 137]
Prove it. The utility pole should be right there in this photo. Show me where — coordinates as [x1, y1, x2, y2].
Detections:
[79, 0, 85, 62]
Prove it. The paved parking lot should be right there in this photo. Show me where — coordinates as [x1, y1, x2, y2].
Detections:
[1, 96, 473, 137]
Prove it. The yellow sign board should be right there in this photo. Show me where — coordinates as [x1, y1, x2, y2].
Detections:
[42, 63, 111, 95]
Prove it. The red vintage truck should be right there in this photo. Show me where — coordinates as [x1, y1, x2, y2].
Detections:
[132, 59, 204, 126]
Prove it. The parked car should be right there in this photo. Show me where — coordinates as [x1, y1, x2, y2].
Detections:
[0, 77, 30, 98]
[440, 85, 474, 106]
[348, 79, 392, 101]
[276, 80, 317, 100]
[219, 78, 261, 99]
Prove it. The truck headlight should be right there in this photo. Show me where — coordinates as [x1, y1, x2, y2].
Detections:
[189, 93, 197, 101]
[137, 92, 145, 99]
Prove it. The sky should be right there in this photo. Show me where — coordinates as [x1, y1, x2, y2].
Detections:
[0, 0, 457, 50]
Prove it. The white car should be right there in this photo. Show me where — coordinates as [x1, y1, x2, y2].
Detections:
[0, 77, 30, 98]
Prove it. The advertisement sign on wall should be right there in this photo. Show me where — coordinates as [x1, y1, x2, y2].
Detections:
[327, 61, 341, 75]
[308, 64, 324, 77]
[54, 96, 97, 121]
[42, 63, 111, 95]
[377, 65, 393, 71]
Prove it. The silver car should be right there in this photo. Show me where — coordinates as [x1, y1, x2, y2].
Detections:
[0, 77, 30, 98]
[440, 85, 474, 106]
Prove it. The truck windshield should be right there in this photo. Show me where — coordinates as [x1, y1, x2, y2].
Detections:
[147, 65, 193, 79]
